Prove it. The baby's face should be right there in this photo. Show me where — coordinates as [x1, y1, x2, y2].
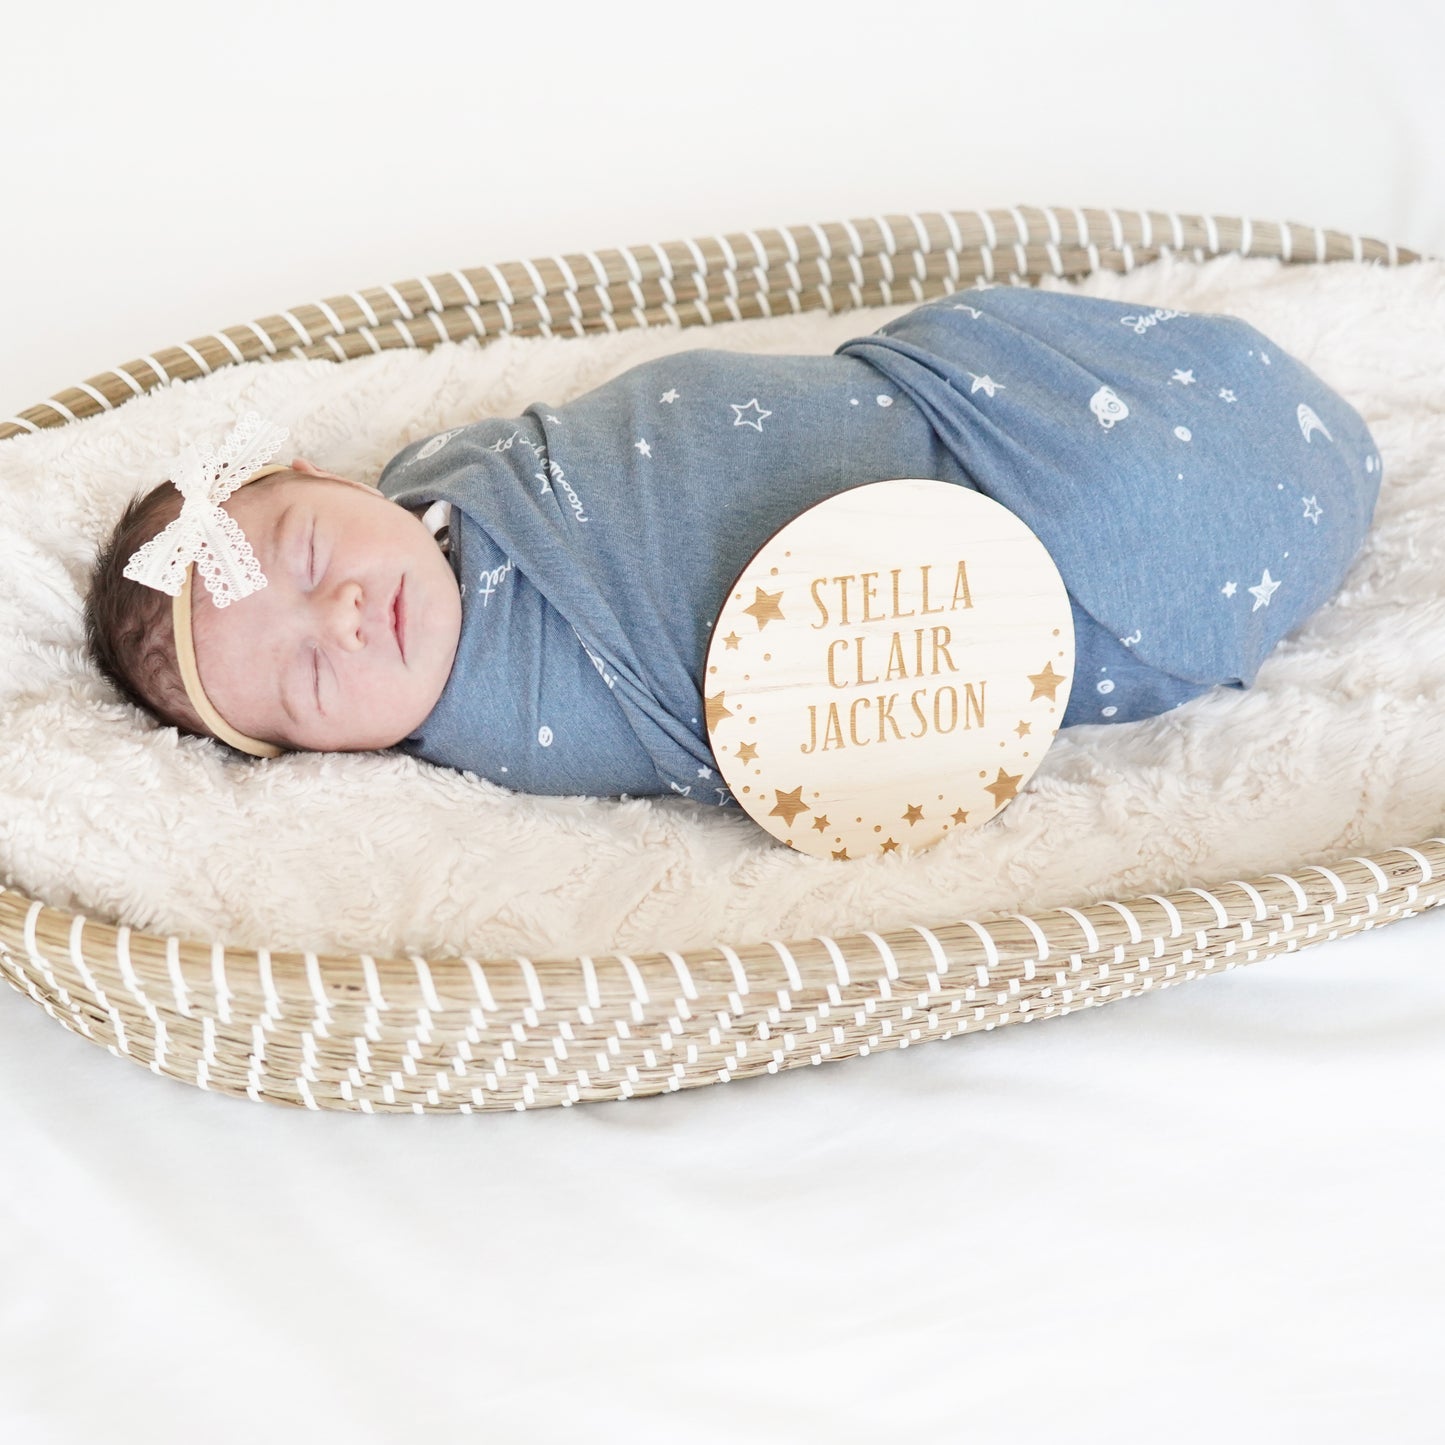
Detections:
[190, 471, 462, 752]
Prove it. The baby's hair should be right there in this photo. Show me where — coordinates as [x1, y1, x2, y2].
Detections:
[84, 469, 297, 746]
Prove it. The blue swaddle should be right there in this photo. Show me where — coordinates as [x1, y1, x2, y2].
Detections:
[378, 284, 1381, 809]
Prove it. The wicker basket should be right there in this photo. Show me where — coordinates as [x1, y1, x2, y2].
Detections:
[2, 204, 1440, 1114]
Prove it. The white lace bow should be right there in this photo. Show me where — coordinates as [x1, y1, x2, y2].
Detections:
[123, 411, 291, 608]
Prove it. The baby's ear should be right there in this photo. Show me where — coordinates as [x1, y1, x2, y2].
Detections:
[292, 457, 373, 491]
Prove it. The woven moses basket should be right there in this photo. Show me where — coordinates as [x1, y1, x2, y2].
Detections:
[3, 204, 1441, 1114]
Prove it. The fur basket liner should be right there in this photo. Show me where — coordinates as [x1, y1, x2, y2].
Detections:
[2, 204, 1441, 1115]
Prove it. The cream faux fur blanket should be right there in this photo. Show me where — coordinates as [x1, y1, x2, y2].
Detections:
[2, 252, 1442, 960]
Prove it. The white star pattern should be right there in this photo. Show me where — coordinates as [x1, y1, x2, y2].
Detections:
[635, 439, 651, 458]
[1218, 388, 1237, 403]
[1170, 369, 1196, 385]
[951, 304, 983, 317]
[1221, 581, 1237, 597]
[731, 399, 771, 431]
[968, 373, 1004, 397]
[697, 766, 712, 779]
[1302, 495, 1323, 524]
[661, 389, 679, 404]
[1248, 569, 1282, 611]
[545, 414, 561, 423]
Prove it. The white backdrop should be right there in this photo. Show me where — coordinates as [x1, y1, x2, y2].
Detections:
[3, 2, 1444, 1440]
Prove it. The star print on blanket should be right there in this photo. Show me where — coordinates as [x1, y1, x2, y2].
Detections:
[378, 284, 1380, 806]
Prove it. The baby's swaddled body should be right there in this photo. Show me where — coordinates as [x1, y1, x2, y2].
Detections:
[378, 285, 1381, 808]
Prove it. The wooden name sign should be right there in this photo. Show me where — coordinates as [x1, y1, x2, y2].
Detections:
[704, 479, 1075, 860]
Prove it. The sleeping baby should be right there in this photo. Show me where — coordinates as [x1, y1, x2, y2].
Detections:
[85, 284, 1382, 811]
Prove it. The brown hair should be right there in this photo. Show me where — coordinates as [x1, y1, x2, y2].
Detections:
[84, 470, 296, 745]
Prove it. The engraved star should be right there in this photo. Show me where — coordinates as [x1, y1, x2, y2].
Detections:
[1248, 568, 1281, 611]
[730, 398, 772, 431]
[880, 838, 901, 854]
[1014, 720, 1032, 738]
[1218, 388, 1237, 403]
[812, 814, 830, 832]
[723, 632, 741, 650]
[661, 389, 679, 403]
[704, 690, 734, 730]
[1027, 660, 1067, 702]
[903, 803, 924, 826]
[1302, 495, 1323, 524]
[951, 807, 969, 825]
[744, 586, 786, 629]
[984, 767, 1023, 807]
[1221, 581, 1237, 597]
[635, 438, 651, 457]
[832, 847, 851, 861]
[735, 740, 759, 765]
[770, 786, 810, 827]
[968, 373, 1005, 397]
[1170, 369, 1196, 385]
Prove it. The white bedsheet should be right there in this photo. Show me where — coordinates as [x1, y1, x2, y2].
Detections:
[3, 902, 1442, 1441]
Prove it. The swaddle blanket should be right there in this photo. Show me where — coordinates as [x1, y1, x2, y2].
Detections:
[378, 285, 1379, 806]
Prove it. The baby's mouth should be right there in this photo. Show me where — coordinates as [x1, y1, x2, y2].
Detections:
[392, 579, 405, 662]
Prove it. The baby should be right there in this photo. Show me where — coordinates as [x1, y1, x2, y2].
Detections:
[86, 284, 1382, 810]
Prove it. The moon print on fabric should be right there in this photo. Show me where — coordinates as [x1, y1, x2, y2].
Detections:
[1298, 403, 1334, 443]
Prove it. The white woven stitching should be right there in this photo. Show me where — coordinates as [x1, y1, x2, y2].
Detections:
[1303, 865, 1348, 904]
[815, 935, 851, 988]
[1141, 893, 1184, 936]
[408, 955, 443, 1013]
[768, 940, 804, 991]
[380, 283, 414, 320]
[615, 953, 649, 1007]
[461, 956, 498, 1012]
[359, 954, 386, 1010]
[1056, 906, 1100, 954]
[956, 918, 1001, 969]
[447, 268, 481, 307]
[1096, 899, 1143, 944]
[210, 942, 231, 1025]
[860, 931, 900, 981]
[1263, 873, 1311, 910]
[716, 943, 751, 996]
[908, 924, 951, 976]
[516, 956, 546, 1009]
[1180, 887, 1230, 928]
[479, 262, 515, 307]
[1392, 846, 1435, 883]
[1221, 879, 1268, 920]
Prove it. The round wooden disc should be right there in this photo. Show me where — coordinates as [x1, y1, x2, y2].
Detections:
[704, 479, 1075, 860]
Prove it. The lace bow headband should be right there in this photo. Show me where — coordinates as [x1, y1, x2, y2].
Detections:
[123, 411, 295, 758]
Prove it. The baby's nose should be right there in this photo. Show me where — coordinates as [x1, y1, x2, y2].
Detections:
[326, 580, 367, 652]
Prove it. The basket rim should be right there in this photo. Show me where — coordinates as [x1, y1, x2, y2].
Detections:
[3, 202, 1440, 1113]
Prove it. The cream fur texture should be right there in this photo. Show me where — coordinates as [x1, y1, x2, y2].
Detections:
[1, 252, 1441, 959]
